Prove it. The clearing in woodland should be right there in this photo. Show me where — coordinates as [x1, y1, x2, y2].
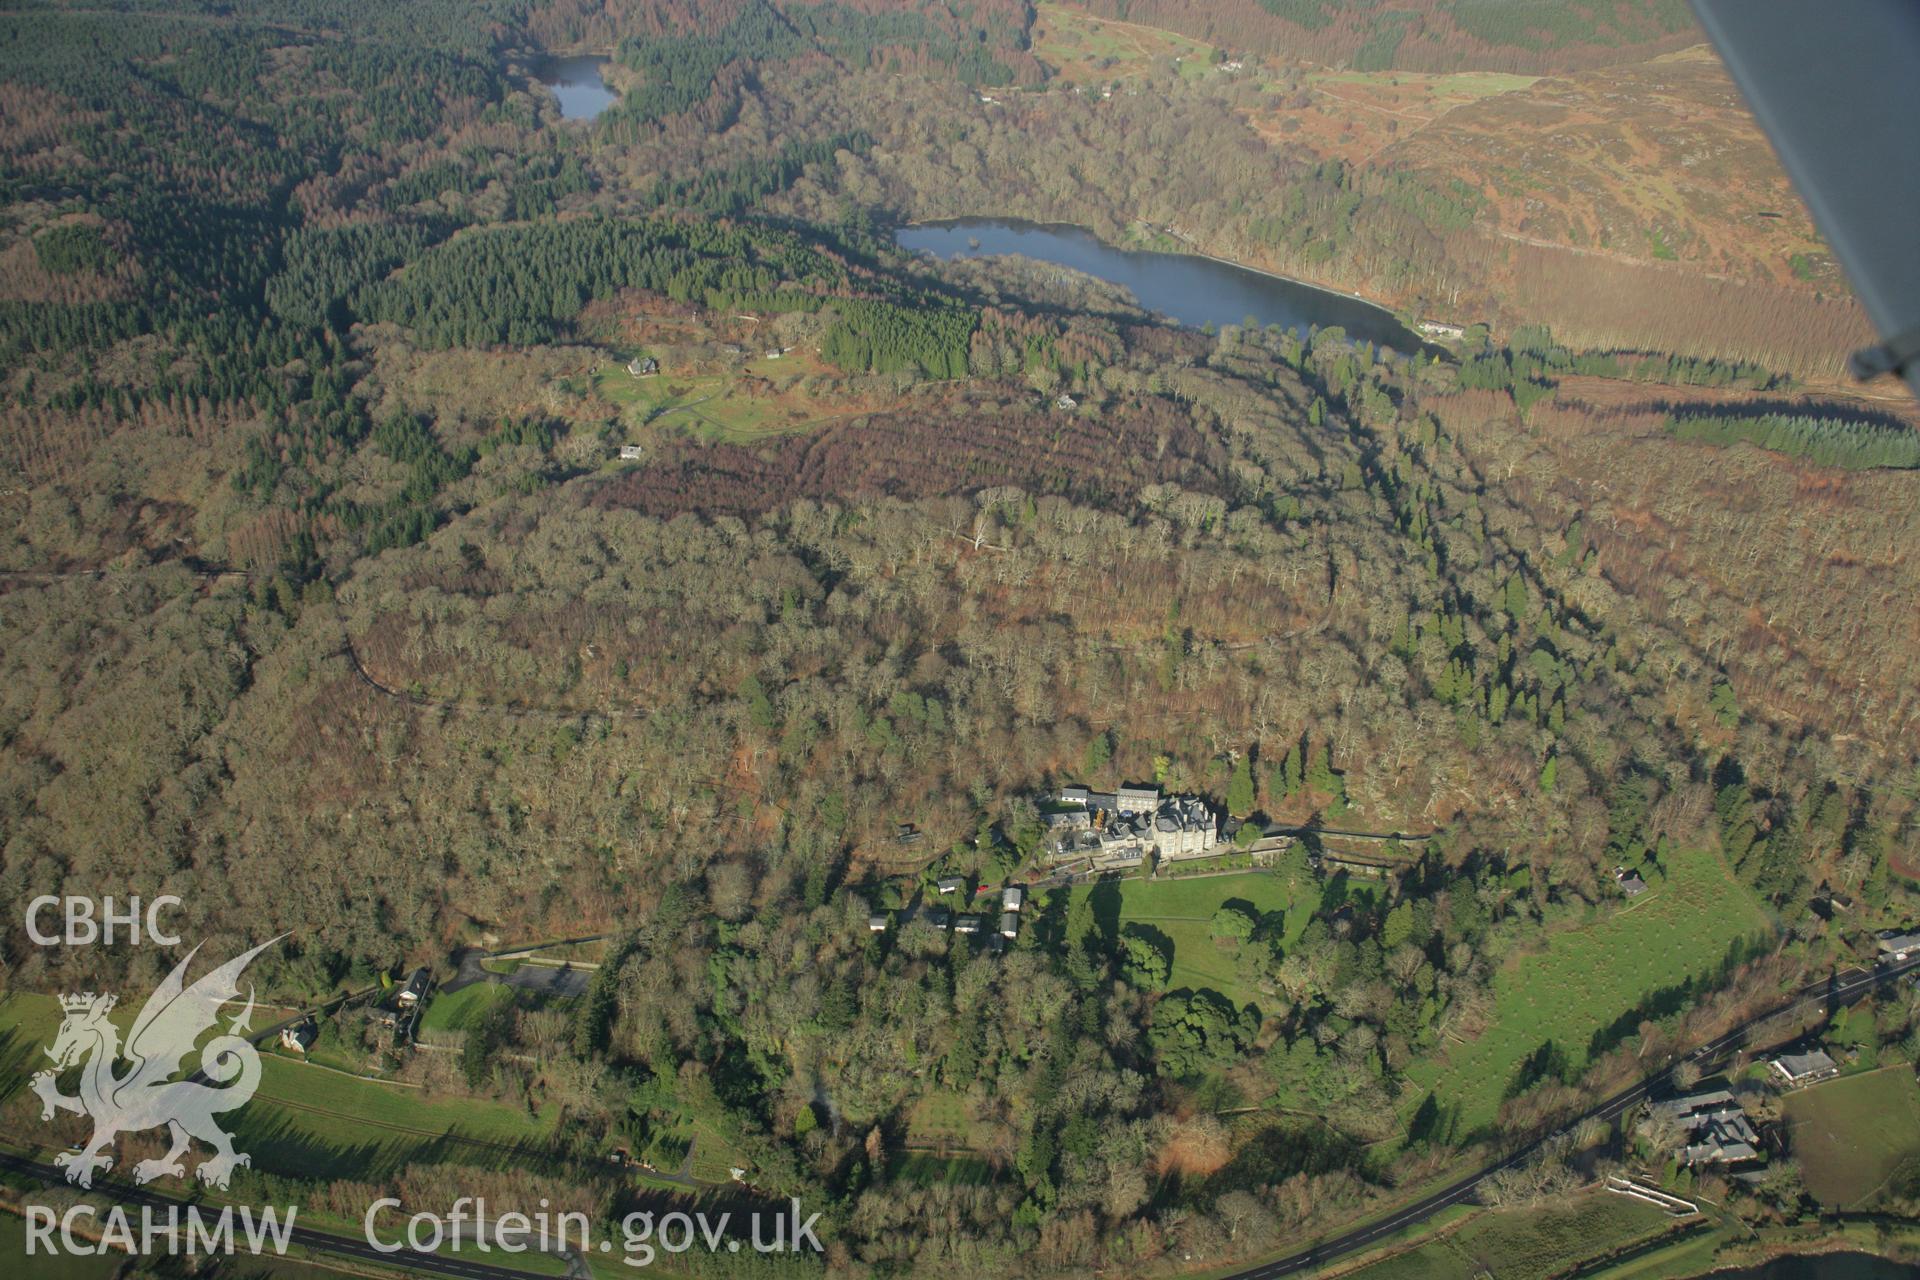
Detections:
[1404, 844, 1770, 1136]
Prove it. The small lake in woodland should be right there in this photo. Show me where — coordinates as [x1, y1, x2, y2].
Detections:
[536, 54, 616, 120]
[895, 218, 1427, 352]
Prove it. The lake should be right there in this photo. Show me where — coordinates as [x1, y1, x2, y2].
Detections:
[536, 54, 616, 120]
[895, 218, 1426, 353]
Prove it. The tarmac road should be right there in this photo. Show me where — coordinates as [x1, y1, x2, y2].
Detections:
[16, 956, 1911, 1279]
[0, 1151, 551, 1280]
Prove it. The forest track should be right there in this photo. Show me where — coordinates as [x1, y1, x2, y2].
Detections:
[334, 637, 654, 723]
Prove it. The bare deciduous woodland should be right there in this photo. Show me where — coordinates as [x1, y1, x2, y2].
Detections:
[2, 2, 1918, 1277]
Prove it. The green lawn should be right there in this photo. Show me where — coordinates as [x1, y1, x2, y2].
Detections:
[1405, 844, 1771, 1135]
[251, 1054, 557, 1141]
[0, 997, 580, 1278]
[0, 993, 64, 1042]
[1343, 1192, 1674, 1280]
[420, 982, 515, 1034]
[231, 1055, 561, 1181]
[2, 991, 553, 1176]
[1785, 1066, 1920, 1207]
[596, 367, 725, 425]
[1066, 860, 1312, 1009]
[0, 994, 65, 1110]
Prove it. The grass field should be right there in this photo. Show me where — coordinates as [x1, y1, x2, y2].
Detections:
[272, 1029, 376, 1078]
[1237, 65, 1538, 167]
[1405, 845, 1771, 1136]
[251, 1054, 558, 1143]
[593, 357, 853, 445]
[0, 994, 65, 1109]
[1785, 1066, 1920, 1207]
[0, 992, 558, 1181]
[1341, 1192, 1675, 1280]
[420, 982, 516, 1035]
[232, 1054, 561, 1181]
[0, 1212, 123, 1280]
[1312, 69, 1538, 97]
[1065, 859, 1313, 1009]
[1371, 45, 1824, 285]
[1033, 2, 1214, 84]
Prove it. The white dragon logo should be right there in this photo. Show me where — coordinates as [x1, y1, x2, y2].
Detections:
[30, 937, 282, 1190]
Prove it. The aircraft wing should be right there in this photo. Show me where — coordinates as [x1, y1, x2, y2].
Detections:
[1691, 0, 1920, 398]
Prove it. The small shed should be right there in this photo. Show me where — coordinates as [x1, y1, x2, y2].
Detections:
[998, 911, 1019, 939]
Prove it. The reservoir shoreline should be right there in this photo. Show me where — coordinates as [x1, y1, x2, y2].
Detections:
[894, 217, 1431, 354]
[1136, 221, 1408, 315]
[897, 216, 1396, 313]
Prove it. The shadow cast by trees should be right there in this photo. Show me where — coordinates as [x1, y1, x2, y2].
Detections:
[227, 1105, 573, 1185]
[1088, 876, 1125, 946]
[1317, 868, 1350, 917]
[1183, 1117, 1367, 1205]
[1645, 394, 1914, 435]
[1583, 930, 1777, 1064]
[0, 1027, 36, 1106]
[1026, 883, 1074, 952]
[1405, 1091, 1460, 1151]
[1505, 1039, 1573, 1100]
